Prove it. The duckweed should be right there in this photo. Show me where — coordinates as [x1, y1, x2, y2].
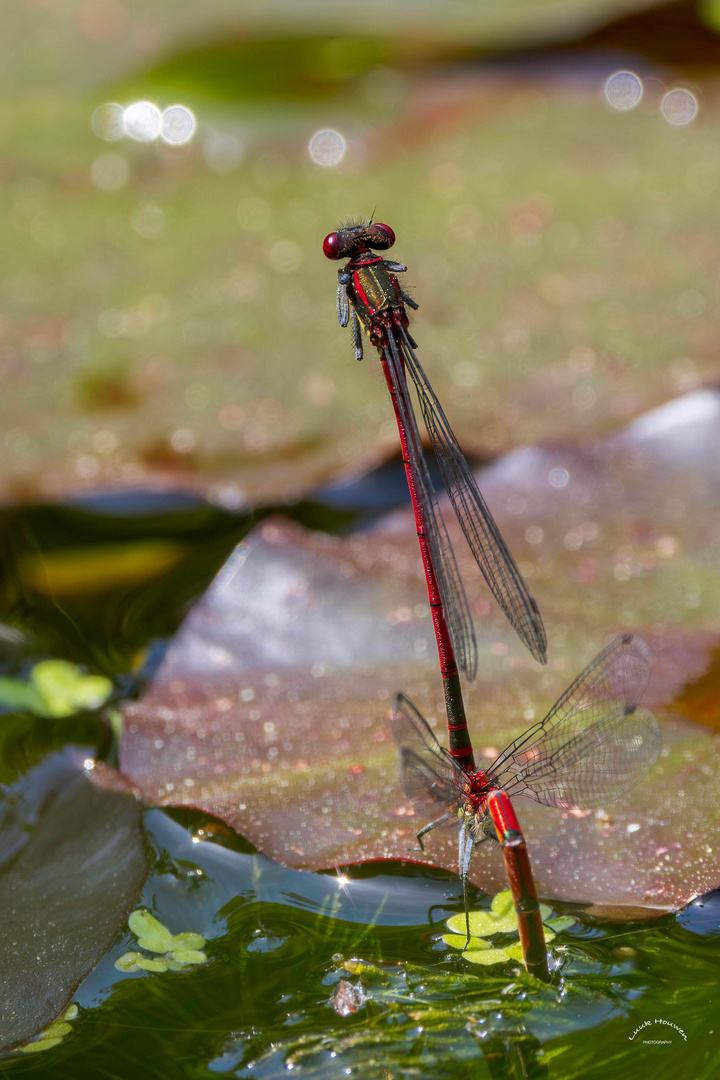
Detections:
[0, 660, 112, 718]
[442, 890, 577, 966]
[19, 1004, 79, 1053]
[115, 909, 208, 974]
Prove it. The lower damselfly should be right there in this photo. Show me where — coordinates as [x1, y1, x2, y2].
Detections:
[392, 634, 661, 947]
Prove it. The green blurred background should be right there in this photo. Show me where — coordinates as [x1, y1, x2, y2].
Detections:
[3, 0, 720, 507]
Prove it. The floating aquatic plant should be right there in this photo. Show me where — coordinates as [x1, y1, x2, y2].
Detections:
[442, 890, 577, 966]
[115, 909, 208, 973]
[0, 660, 112, 718]
[19, 1004, 79, 1054]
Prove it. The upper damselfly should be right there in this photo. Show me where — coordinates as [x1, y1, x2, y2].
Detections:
[324, 219, 546, 767]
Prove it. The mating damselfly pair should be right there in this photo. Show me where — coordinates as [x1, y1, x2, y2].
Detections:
[323, 219, 662, 965]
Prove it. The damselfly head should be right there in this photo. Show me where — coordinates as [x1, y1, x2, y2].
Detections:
[322, 221, 395, 260]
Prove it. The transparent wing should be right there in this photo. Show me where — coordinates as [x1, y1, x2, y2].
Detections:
[400, 328, 547, 665]
[385, 333, 478, 680]
[488, 635, 661, 809]
[392, 692, 463, 815]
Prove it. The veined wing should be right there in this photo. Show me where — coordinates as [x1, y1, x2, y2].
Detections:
[391, 692, 462, 815]
[488, 634, 661, 810]
[385, 332, 478, 681]
[399, 328, 547, 666]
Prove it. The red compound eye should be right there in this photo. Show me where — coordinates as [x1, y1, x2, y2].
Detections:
[374, 223, 395, 248]
[323, 232, 340, 260]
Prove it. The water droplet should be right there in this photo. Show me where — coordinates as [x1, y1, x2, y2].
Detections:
[604, 71, 643, 111]
[661, 88, 698, 126]
[161, 105, 196, 145]
[309, 129, 346, 166]
[92, 102, 124, 141]
[123, 101, 161, 142]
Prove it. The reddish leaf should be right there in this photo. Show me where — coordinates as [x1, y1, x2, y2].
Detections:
[121, 391, 720, 914]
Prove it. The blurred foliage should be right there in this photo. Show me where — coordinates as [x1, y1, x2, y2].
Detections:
[0, 659, 112, 718]
[2, 1, 718, 504]
[3, 0, 661, 95]
[3, 79, 720, 504]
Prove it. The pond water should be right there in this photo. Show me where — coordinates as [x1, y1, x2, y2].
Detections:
[0, 487, 717, 1079]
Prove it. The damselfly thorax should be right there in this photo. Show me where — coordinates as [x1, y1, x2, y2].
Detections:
[341, 253, 407, 346]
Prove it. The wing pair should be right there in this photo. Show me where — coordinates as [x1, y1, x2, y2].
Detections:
[393, 634, 661, 822]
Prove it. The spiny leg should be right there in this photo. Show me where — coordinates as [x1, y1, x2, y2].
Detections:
[400, 290, 419, 311]
[414, 812, 452, 852]
[458, 822, 475, 948]
[350, 310, 363, 361]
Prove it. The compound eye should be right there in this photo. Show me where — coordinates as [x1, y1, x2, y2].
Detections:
[374, 223, 395, 249]
[323, 232, 340, 260]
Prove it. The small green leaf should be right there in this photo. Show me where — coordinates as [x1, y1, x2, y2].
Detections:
[441, 933, 490, 951]
[169, 948, 207, 965]
[136, 933, 174, 954]
[490, 890, 514, 917]
[445, 909, 518, 937]
[0, 677, 48, 715]
[167, 932, 205, 951]
[539, 903, 552, 921]
[135, 957, 169, 973]
[114, 950, 145, 972]
[503, 943, 526, 962]
[42, 1021, 72, 1039]
[128, 909, 172, 951]
[462, 946, 516, 966]
[20, 1037, 64, 1053]
[545, 916, 577, 933]
[162, 957, 187, 971]
[61, 1005, 79, 1021]
[31, 660, 112, 717]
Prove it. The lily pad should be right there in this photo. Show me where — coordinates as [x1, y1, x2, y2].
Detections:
[121, 390, 720, 914]
[0, 751, 150, 1051]
[2, 51, 720, 505]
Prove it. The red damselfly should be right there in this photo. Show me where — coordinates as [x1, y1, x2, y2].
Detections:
[324, 220, 546, 770]
[391, 634, 662, 955]
[487, 790, 549, 980]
